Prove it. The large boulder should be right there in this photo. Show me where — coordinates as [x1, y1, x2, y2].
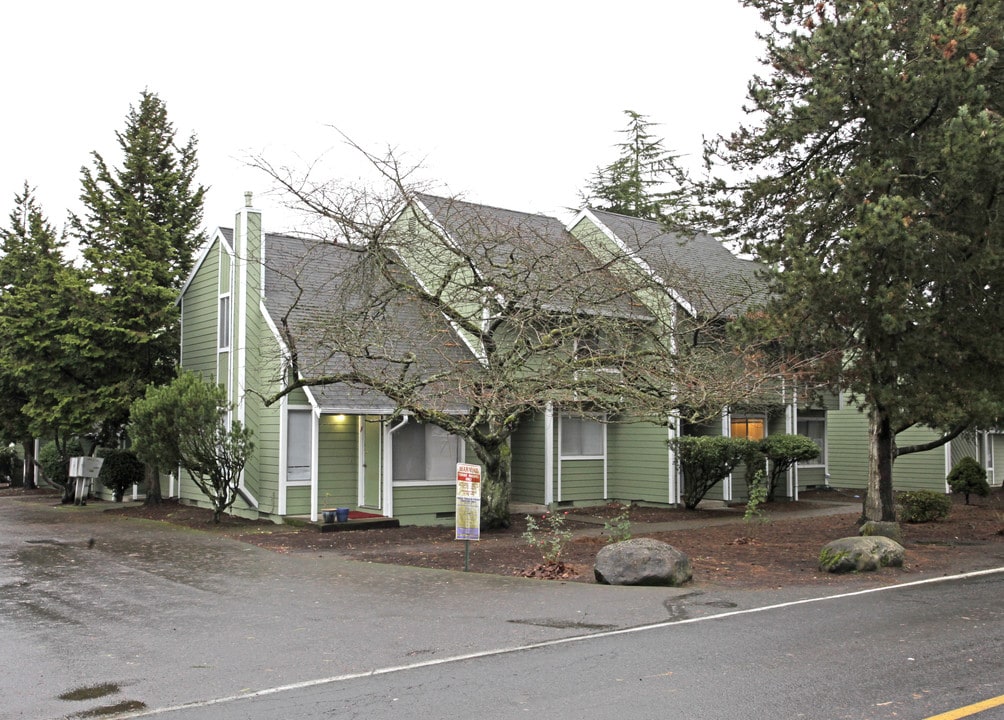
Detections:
[594, 538, 692, 586]
[819, 536, 905, 573]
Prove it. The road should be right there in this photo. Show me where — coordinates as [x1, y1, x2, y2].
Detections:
[1, 496, 1001, 719]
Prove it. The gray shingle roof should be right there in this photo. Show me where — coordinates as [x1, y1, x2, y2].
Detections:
[260, 231, 476, 413]
[587, 209, 764, 317]
[415, 194, 649, 318]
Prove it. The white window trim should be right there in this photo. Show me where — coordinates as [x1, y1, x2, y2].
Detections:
[559, 414, 607, 461]
[729, 414, 767, 441]
[284, 405, 314, 488]
[390, 422, 465, 486]
[218, 293, 232, 351]
[796, 416, 827, 468]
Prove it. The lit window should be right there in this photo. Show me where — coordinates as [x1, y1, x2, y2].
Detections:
[730, 416, 765, 440]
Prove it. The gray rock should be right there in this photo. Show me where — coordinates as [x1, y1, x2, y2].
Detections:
[819, 536, 905, 573]
[594, 538, 692, 586]
[859, 520, 902, 542]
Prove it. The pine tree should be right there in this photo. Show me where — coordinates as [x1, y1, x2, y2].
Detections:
[71, 90, 206, 503]
[583, 110, 687, 223]
[710, 1, 1004, 521]
[0, 184, 101, 494]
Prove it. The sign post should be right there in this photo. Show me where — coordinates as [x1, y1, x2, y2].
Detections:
[455, 463, 482, 571]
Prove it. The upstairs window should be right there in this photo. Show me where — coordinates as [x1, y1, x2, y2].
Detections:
[218, 294, 231, 350]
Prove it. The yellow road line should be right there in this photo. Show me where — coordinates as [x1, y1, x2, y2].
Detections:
[925, 695, 1004, 720]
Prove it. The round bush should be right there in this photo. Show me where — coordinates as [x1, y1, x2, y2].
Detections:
[897, 490, 951, 523]
[99, 449, 145, 501]
[947, 457, 989, 504]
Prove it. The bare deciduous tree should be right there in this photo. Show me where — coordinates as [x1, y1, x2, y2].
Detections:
[252, 141, 808, 527]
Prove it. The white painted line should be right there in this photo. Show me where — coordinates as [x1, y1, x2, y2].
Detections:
[116, 566, 1004, 718]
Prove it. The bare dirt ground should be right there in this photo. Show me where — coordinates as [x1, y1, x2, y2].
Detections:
[6, 486, 1003, 590]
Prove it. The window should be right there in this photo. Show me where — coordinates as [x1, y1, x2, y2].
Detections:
[797, 417, 826, 466]
[730, 416, 765, 441]
[218, 295, 231, 350]
[392, 422, 461, 484]
[561, 415, 605, 458]
[286, 409, 312, 484]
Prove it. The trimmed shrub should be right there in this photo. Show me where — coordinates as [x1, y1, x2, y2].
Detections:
[99, 449, 145, 502]
[947, 457, 990, 505]
[670, 435, 758, 510]
[756, 434, 821, 501]
[898, 490, 951, 523]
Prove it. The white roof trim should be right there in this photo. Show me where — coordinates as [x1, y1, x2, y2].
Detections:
[259, 299, 321, 414]
[393, 198, 488, 365]
[569, 209, 697, 319]
[177, 227, 233, 304]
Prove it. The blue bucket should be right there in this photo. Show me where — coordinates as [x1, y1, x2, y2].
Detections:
[335, 507, 350, 523]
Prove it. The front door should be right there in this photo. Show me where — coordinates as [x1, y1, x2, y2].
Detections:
[360, 416, 382, 509]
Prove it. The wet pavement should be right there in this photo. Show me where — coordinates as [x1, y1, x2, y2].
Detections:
[2, 495, 778, 720]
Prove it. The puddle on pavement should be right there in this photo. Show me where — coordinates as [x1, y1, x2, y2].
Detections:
[58, 683, 120, 701]
[508, 618, 617, 630]
[70, 700, 147, 718]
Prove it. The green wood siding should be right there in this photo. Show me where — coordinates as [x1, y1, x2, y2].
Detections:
[511, 413, 546, 504]
[559, 459, 604, 502]
[827, 401, 948, 491]
[607, 420, 671, 503]
[392, 484, 456, 526]
[180, 237, 222, 378]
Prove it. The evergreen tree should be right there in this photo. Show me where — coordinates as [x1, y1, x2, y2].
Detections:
[71, 91, 206, 501]
[583, 110, 688, 223]
[710, 1, 1004, 521]
[0, 184, 103, 495]
[130, 371, 253, 523]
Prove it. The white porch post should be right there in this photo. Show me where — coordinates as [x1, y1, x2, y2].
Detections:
[667, 413, 679, 505]
[278, 396, 288, 516]
[309, 410, 319, 522]
[544, 403, 554, 506]
[722, 408, 733, 502]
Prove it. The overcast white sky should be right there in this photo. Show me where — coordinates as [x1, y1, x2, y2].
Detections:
[2, 1, 765, 238]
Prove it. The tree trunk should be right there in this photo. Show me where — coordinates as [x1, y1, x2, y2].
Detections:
[21, 441, 36, 490]
[476, 441, 512, 529]
[143, 463, 162, 506]
[864, 406, 897, 521]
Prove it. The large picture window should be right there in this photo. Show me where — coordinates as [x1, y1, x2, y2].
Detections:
[392, 422, 461, 484]
[286, 409, 312, 484]
[561, 415, 605, 459]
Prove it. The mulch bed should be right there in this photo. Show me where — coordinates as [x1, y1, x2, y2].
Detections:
[5, 485, 1002, 590]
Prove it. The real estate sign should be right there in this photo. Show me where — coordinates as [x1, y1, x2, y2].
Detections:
[455, 463, 482, 541]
